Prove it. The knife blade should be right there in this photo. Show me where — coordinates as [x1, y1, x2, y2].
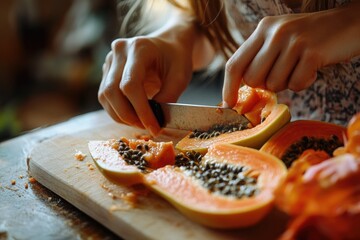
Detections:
[149, 100, 250, 131]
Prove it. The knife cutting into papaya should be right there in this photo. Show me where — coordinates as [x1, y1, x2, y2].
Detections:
[149, 100, 251, 131]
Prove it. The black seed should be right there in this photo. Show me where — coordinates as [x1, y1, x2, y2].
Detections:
[281, 136, 343, 168]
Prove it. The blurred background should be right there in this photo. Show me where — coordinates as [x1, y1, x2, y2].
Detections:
[0, 0, 119, 141]
[0, 0, 222, 142]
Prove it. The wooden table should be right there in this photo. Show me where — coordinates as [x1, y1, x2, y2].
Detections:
[0, 111, 120, 239]
[0, 110, 288, 240]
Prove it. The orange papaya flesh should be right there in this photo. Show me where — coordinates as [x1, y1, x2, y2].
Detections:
[145, 143, 287, 229]
[273, 115, 360, 239]
[88, 138, 175, 185]
[233, 85, 277, 126]
[176, 103, 291, 154]
[260, 120, 346, 168]
[344, 113, 360, 156]
[233, 85, 261, 115]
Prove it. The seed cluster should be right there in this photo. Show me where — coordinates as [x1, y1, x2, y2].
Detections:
[117, 139, 149, 172]
[189, 122, 250, 140]
[282, 135, 343, 168]
[175, 152, 258, 198]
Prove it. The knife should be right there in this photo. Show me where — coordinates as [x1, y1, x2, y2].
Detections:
[149, 100, 250, 131]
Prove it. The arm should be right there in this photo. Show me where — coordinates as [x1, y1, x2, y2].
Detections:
[98, 5, 214, 136]
[222, 1, 360, 107]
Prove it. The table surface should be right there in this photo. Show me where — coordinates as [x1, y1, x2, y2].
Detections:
[0, 110, 120, 240]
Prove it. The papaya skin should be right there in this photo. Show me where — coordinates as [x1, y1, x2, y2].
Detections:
[260, 120, 346, 167]
[176, 104, 291, 154]
[145, 143, 287, 229]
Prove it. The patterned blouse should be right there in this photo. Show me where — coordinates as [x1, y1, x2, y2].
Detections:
[226, 0, 359, 126]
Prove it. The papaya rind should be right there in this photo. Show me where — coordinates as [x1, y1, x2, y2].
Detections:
[145, 143, 288, 229]
[88, 140, 144, 186]
[148, 183, 274, 228]
[175, 104, 291, 154]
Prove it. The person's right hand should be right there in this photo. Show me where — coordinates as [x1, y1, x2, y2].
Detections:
[98, 36, 194, 136]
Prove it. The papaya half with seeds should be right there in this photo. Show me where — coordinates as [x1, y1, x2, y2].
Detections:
[88, 138, 175, 186]
[260, 120, 346, 168]
[89, 138, 287, 229]
[176, 104, 291, 154]
[175, 85, 290, 154]
[145, 143, 287, 229]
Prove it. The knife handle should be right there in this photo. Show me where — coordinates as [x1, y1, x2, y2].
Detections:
[149, 100, 165, 128]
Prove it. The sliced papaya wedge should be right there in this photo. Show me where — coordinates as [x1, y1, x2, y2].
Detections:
[176, 104, 291, 154]
[145, 143, 287, 229]
[260, 120, 346, 168]
[89, 139, 287, 229]
[88, 138, 175, 185]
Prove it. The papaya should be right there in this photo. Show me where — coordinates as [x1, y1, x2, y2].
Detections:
[89, 139, 287, 229]
[88, 138, 175, 185]
[260, 120, 346, 168]
[175, 85, 290, 154]
[273, 114, 360, 240]
[233, 85, 277, 126]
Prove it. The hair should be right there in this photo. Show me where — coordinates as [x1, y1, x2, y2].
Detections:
[118, 0, 336, 59]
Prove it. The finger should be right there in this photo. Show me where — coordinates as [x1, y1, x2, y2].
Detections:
[104, 56, 144, 129]
[100, 51, 113, 91]
[223, 31, 264, 107]
[288, 52, 318, 92]
[121, 55, 161, 136]
[265, 47, 299, 92]
[243, 37, 282, 90]
[100, 100, 124, 123]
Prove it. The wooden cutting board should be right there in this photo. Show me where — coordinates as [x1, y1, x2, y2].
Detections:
[29, 114, 288, 240]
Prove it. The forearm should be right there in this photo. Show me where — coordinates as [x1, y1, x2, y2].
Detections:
[324, 1, 360, 61]
[147, 8, 215, 71]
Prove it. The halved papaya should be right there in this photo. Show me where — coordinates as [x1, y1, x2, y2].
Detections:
[273, 114, 360, 240]
[176, 104, 291, 154]
[175, 85, 289, 154]
[89, 139, 287, 229]
[260, 120, 346, 168]
[88, 138, 175, 185]
[145, 143, 287, 228]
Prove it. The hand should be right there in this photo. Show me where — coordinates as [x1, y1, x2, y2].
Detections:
[98, 36, 193, 136]
[223, 2, 360, 107]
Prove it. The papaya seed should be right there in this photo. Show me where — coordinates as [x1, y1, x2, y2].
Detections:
[188, 122, 250, 140]
[175, 151, 259, 199]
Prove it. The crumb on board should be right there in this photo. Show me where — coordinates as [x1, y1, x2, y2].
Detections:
[87, 163, 95, 170]
[11, 180, 16, 185]
[25, 183, 29, 189]
[28, 177, 37, 184]
[74, 150, 87, 161]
